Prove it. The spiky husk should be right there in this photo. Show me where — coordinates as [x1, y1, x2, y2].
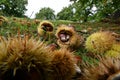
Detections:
[50, 49, 76, 80]
[111, 43, 120, 52]
[105, 43, 120, 58]
[0, 16, 8, 26]
[105, 50, 120, 58]
[0, 16, 8, 22]
[0, 36, 53, 80]
[37, 20, 54, 36]
[79, 57, 120, 80]
[37, 20, 54, 41]
[0, 19, 3, 26]
[85, 31, 116, 54]
[0, 36, 77, 80]
[56, 25, 84, 50]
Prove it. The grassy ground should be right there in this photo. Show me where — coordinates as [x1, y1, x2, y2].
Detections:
[1, 17, 120, 36]
[0, 16, 120, 63]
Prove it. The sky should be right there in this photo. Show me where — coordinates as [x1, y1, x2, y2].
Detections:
[25, 0, 72, 18]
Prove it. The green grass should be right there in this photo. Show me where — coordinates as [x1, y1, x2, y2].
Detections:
[0, 17, 120, 64]
[1, 17, 120, 36]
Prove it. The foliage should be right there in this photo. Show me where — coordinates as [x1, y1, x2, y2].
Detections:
[57, 5, 75, 21]
[35, 7, 55, 20]
[67, 0, 120, 22]
[0, 0, 28, 17]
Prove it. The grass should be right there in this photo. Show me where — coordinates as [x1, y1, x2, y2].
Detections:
[0, 16, 120, 64]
